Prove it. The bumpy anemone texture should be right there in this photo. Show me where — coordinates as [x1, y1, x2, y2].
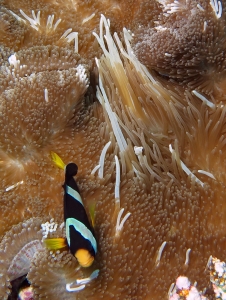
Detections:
[0, 0, 226, 299]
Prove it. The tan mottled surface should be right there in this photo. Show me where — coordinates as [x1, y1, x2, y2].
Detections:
[0, 1, 226, 299]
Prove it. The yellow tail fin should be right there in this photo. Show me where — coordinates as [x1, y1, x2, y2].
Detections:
[44, 238, 67, 250]
[51, 152, 66, 170]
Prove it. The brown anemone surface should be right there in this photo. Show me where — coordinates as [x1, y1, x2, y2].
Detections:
[0, 0, 226, 299]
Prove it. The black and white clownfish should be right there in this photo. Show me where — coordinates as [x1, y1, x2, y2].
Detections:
[45, 152, 97, 268]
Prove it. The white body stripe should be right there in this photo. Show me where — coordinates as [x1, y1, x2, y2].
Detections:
[66, 218, 97, 253]
[66, 185, 83, 205]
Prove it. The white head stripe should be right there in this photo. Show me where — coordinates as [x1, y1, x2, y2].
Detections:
[66, 218, 97, 253]
[66, 185, 83, 206]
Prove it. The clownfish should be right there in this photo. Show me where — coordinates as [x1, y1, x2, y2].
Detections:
[45, 152, 97, 268]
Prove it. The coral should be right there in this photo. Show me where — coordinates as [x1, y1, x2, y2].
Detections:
[169, 276, 207, 299]
[208, 256, 226, 299]
[0, 0, 226, 299]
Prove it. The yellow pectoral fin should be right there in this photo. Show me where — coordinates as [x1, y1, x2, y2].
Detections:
[44, 238, 67, 250]
[50, 152, 66, 170]
[89, 203, 96, 228]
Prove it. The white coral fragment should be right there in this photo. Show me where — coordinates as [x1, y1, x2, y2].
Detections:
[60, 29, 78, 52]
[134, 146, 143, 156]
[46, 14, 61, 31]
[197, 3, 205, 11]
[192, 90, 215, 108]
[114, 155, 121, 202]
[66, 269, 99, 292]
[197, 170, 216, 180]
[155, 241, 167, 266]
[203, 21, 207, 32]
[98, 141, 111, 179]
[169, 144, 204, 187]
[19, 9, 40, 31]
[210, 0, 222, 18]
[184, 248, 191, 265]
[76, 269, 99, 285]
[8, 54, 20, 69]
[82, 13, 95, 24]
[8, 10, 25, 23]
[157, 0, 188, 15]
[5, 180, 24, 192]
[115, 208, 131, 237]
[44, 88, 49, 102]
[41, 219, 58, 239]
[91, 164, 100, 175]
[66, 283, 85, 292]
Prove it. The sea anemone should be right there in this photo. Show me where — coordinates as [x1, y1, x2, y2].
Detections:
[0, 0, 226, 299]
[0, 218, 43, 299]
[132, 0, 226, 93]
